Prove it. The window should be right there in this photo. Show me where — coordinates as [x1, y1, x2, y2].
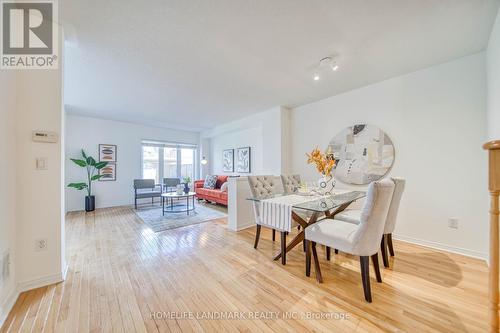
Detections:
[141, 141, 197, 184]
[180, 148, 194, 180]
[142, 146, 160, 182]
[164, 147, 177, 178]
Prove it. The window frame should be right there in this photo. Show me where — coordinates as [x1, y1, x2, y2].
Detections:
[141, 140, 198, 183]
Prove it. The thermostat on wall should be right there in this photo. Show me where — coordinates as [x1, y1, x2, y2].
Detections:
[32, 131, 58, 143]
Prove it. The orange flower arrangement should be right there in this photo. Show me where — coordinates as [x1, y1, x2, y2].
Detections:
[306, 147, 336, 178]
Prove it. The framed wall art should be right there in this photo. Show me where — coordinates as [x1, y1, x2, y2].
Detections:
[99, 163, 116, 181]
[222, 149, 234, 172]
[236, 147, 251, 173]
[99, 144, 117, 162]
[327, 124, 394, 185]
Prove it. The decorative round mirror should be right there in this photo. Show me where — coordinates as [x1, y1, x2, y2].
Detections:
[327, 124, 395, 185]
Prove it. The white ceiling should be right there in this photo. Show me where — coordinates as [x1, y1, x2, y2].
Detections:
[62, 0, 500, 131]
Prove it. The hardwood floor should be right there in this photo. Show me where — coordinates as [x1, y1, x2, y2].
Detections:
[1, 206, 489, 332]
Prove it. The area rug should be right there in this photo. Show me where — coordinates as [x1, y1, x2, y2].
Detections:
[134, 202, 227, 232]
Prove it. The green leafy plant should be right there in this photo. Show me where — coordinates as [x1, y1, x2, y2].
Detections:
[183, 176, 191, 184]
[67, 150, 108, 196]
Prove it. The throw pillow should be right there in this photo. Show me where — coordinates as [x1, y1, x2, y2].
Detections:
[220, 182, 228, 192]
[203, 175, 218, 189]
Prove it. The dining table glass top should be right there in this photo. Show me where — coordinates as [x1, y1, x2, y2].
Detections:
[247, 190, 366, 213]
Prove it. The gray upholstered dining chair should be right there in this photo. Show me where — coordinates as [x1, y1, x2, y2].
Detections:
[163, 178, 181, 192]
[280, 174, 301, 193]
[335, 177, 405, 267]
[133, 179, 162, 209]
[304, 179, 395, 302]
[280, 174, 309, 234]
[247, 176, 279, 251]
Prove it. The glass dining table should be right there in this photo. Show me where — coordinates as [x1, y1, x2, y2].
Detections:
[247, 190, 366, 264]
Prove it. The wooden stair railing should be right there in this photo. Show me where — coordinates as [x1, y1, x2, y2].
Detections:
[484, 140, 500, 333]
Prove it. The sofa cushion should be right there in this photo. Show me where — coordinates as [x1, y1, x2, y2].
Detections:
[196, 187, 218, 195]
[197, 187, 225, 197]
[220, 182, 228, 192]
[216, 175, 228, 189]
[195, 188, 211, 196]
[203, 175, 218, 189]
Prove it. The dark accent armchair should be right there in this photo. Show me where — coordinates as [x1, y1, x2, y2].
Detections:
[163, 178, 180, 193]
[133, 179, 162, 209]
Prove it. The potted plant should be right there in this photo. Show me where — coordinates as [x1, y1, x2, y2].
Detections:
[183, 176, 191, 194]
[67, 149, 108, 212]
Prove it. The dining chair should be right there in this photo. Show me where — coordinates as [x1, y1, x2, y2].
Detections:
[247, 176, 279, 251]
[304, 179, 395, 302]
[335, 177, 406, 267]
[281, 174, 301, 193]
[280, 174, 307, 234]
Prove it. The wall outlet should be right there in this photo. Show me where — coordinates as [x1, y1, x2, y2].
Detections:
[35, 238, 48, 251]
[448, 218, 459, 229]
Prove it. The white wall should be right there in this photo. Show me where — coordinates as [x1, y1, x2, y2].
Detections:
[0, 22, 65, 327]
[0, 72, 18, 323]
[15, 68, 66, 290]
[65, 115, 200, 211]
[211, 126, 264, 175]
[291, 53, 489, 258]
[203, 106, 291, 176]
[487, 7, 500, 140]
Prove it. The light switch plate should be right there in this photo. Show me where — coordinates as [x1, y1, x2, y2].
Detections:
[36, 157, 47, 170]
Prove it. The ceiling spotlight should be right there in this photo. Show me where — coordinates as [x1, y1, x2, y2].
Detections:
[313, 73, 320, 81]
[332, 64, 339, 71]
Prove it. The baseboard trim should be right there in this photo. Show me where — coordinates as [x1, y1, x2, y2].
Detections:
[0, 287, 20, 328]
[393, 234, 487, 262]
[231, 222, 255, 232]
[17, 270, 66, 293]
[1, 266, 68, 328]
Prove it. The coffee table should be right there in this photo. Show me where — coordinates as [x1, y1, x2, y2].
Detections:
[161, 192, 196, 216]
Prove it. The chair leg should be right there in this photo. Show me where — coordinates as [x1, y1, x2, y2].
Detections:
[272, 229, 276, 241]
[334, 249, 339, 254]
[371, 254, 382, 283]
[326, 246, 331, 261]
[135, 198, 137, 210]
[380, 235, 389, 268]
[305, 240, 311, 277]
[311, 242, 323, 283]
[281, 232, 287, 265]
[303, 239, 306, 252]
[360, 256, 372, 302]
[254, 225, 261, 249]
[387, 233, 395, 256]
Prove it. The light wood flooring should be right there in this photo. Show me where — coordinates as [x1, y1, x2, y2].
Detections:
[1, 206, 489, 332]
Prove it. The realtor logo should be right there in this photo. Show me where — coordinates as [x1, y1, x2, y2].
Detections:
[1, 0, 58, 69]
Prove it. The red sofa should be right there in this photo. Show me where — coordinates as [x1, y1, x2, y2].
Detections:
[194, 175, 228, 205]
